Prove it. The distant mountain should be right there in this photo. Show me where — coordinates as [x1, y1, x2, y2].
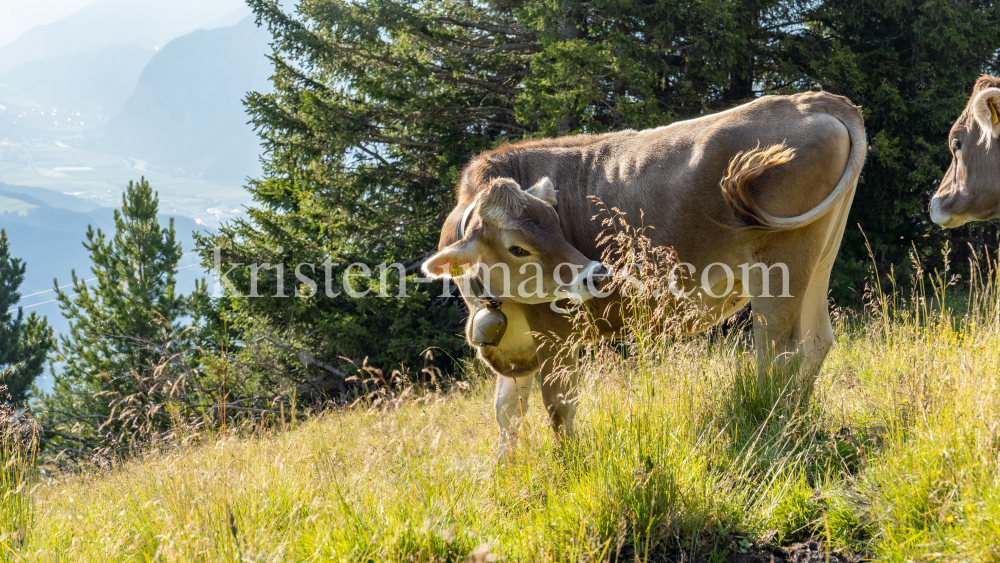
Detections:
[0, 0, 97, 50]
[201, 7, 254, 31]
[0, 0, 247, 75]
[0, 45, 155, 118]
[100, 16, 271, 185]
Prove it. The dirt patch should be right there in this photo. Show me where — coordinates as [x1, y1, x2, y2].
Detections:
[615, 537, 867, 563]
[733, 540, 866, 563]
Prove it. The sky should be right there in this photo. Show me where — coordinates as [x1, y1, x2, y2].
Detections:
[0, 0, 99, 48]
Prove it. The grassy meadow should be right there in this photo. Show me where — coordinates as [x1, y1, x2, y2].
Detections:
[3, 255, 1000, 562]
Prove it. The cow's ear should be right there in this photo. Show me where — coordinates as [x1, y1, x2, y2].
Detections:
[422, 241, 475, 279]
[971, 87, 1000, 147]
[526, 177, 558, 207]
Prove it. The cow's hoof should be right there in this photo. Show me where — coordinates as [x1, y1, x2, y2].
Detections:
[493, 443, 516, 469]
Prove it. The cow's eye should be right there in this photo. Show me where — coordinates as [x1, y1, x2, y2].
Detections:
[508, 246, 531, 257]
[952, 138, 962, 153]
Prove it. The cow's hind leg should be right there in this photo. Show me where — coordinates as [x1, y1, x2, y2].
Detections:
[792, 183, 856, 395]
[789, 248, 839, 399]
[763, 188, 853, 406]
[748, 216, 846, 408]
[750, 276, 835, 410]
[746, 254, 815, 409]
[495, 373, 533, 462]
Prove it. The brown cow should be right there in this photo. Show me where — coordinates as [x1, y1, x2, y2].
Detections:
[422, 92, 866, 458]
[929, 75, 1000, 228]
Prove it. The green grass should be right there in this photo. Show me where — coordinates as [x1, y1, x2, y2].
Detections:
[5, 266, 1000, 562]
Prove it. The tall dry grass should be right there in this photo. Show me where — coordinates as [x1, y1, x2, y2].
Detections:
[1, 393, 36, 559]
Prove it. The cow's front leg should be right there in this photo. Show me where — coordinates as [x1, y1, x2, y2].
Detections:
[538, 345, 580, 437]
[495, 373, 533, 463]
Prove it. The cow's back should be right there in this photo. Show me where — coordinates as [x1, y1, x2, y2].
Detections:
[453, 91, 860, 271]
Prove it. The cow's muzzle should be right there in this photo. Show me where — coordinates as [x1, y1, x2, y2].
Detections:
[587, 263, 613, 291]
[558, 261, 614, 302]
[929, 196, 967, 228]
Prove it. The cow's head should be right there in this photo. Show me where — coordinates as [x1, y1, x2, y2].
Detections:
[930, 75, 1000, 228]
[422, 177, 610, 305]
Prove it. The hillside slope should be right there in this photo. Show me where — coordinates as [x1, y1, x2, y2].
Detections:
[7, 288, 1000, 561]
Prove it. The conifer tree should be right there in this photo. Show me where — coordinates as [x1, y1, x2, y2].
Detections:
[0, 229, 54, 404]
[45, 179, 189, 424]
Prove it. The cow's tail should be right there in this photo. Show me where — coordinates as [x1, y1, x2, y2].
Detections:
[720, 102, 867, 231]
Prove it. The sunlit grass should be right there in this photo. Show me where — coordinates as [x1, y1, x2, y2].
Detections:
[7, 253, 1000, 561]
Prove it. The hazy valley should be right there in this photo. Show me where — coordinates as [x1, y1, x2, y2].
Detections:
[0, 0, 271, 389]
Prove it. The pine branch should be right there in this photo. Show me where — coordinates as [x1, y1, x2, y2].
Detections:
[433, 17, 532, 38]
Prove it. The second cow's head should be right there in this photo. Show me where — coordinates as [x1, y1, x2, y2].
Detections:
[421, 177, 610, 304]
[931, 75, 1000, 228]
